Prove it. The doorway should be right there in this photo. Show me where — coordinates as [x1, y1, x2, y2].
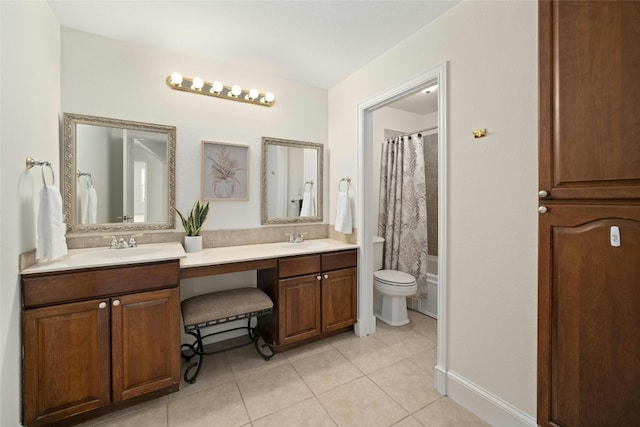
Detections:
[356, 63, 447, 394]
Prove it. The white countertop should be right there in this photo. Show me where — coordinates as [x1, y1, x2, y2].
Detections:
[20, 242, 186, 275]
[181, 238, 358, 269]
[20, 239, 358, 276]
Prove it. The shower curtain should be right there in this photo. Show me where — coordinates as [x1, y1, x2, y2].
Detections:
[377, 133, 428, 300]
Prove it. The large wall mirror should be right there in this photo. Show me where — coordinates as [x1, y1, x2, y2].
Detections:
[62, 113, 176, 233]
[261, 136, 323, 224]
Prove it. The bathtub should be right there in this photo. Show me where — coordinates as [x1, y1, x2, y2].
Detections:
[407, 255, 438, 319]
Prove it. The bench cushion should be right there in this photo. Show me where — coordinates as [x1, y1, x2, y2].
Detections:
[181, 287, 273, 328]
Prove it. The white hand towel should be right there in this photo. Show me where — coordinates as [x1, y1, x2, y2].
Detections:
[300, 191, 314, 216]
[334, 191, 352, 234]
[87, 187, 98, 224]
[78, 187, 89, 224]
[36, 185, 68, 261]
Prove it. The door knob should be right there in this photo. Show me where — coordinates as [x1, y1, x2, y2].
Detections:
[98, 302, 107, 309]
[316, 275, 322, 280]
[538, 190, 548, 198]
[112, 300, 121, 307]
[324, 274, 329, 279]
[538, 206, 548, 214]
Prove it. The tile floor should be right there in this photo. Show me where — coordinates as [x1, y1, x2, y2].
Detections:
[80, 310, 489, 427]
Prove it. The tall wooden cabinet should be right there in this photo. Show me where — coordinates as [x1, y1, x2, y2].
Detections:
[22, 260, 181, 426]
[538, 1, 640, 426]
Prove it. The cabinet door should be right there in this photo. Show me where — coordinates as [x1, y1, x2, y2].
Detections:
[278, 274, 321, 345]
[23, 299, 110, 426]
[322, 267, 357, 333]
[111, 288, 180, 402]
[538, 204, 640, 426]
[539, 1, 640, 199]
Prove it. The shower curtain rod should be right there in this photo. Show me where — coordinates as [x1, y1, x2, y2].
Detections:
[390, 126, 438, 140]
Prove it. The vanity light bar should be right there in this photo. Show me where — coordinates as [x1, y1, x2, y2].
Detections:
[166, 72, 275, 107]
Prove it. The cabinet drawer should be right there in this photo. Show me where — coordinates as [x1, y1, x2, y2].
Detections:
[22, 260, 180, 308]
[278, 255, 320, 279]
[322, 250, 357, 271]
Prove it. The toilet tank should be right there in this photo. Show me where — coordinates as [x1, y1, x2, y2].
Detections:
[373, 236, 385, 271]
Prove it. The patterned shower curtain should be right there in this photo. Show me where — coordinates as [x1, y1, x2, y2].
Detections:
[377, 133, 428, 299]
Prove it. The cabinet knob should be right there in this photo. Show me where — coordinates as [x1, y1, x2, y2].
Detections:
[316, 275, 322, 281]
[539, 206, 548, 214]
[98, 302, 107, 309]
[538, 190, 549, 198]
[324, 274, 329, 279]
[112, 299, 121, 307]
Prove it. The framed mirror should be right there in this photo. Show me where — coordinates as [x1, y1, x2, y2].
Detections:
[62, 113, 176, 233]
[261, 137, 323, 225]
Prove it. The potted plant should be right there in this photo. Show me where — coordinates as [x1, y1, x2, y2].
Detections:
[174, 200, 210, 253]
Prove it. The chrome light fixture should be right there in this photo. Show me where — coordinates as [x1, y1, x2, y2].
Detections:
[166, 72, 275, 107]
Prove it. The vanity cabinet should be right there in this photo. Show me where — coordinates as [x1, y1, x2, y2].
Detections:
[258, 249, 357, 351]
[22, 260, 181, 427]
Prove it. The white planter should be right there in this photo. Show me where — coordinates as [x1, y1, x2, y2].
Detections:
[184, 235, 202, 253]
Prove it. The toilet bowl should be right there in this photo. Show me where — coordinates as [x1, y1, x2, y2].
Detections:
[373, 236, 417, 326]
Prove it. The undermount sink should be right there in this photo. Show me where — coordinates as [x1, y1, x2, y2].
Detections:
[281, 241, 331, 250]
[70, 247, 164, 261]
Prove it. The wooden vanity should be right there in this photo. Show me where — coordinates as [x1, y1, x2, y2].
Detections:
[20, 239, 357, 426]
[20, 244, 184, 427]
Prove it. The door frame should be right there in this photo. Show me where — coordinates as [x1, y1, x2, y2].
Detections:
[356, 62, 448, 394]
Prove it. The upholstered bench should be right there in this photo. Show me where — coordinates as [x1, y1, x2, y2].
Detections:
[180, 287, 274, 383]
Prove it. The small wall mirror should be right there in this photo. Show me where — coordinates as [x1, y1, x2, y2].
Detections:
[62, 113, 176, 233]
[261, 136, 323, 224]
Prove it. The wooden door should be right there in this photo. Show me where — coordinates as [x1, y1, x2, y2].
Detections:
[321, 267, 357, 333]
[539, 1, 640, 200]
[538, 204, 640, 426]
[23, 299, 110, 426]
[111, 288, 180, 402]
[278, 274, 321, 345]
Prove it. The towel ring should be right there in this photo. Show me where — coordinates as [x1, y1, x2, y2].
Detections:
[338, 177, 351, 192]
[26, 156, 55, 187]
[304, 180, 314, 191]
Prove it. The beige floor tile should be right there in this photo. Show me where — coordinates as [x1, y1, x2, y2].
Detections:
[336, 335, 405, 374]
[318, 376, 408, 427]
[285, 339, 335, 362]
[391, 416, 424, 427]
[237, 363, 313, 420]
[369, 359, 441, 413]
[292, 348, 364, 395]
[170, 352, 235, 400]
[252, 397, 337, 427]
[407, 347, 437, 373]
[225, 342, 287, 379]
[326, 331, 361, 348]
[413, 397, 490, 427]
[168, 381, 249, 427]
[78, 397, 167, 426]
[89, 404, 167, 427]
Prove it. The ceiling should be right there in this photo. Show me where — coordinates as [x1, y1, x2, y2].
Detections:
[48, 0, 459, 91]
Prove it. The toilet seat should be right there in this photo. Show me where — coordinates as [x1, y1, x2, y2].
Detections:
[374, 269, 416, 287]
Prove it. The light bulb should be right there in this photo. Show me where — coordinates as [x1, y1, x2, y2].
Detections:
[170, 72, 183, 86]
[264, 92, 275, 103]
[231, 85, 242, 97]
[249, 89, 259, 100]
[192, 77, 204, 90]
[210, 81, 223, 94]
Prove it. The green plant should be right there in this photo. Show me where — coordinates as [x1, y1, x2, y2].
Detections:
[173, 200, 210, 236]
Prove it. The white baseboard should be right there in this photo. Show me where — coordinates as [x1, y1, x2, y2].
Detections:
[446, 370, 537, 427]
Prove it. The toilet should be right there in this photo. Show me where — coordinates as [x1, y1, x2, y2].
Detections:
[373, 236, 417, 326]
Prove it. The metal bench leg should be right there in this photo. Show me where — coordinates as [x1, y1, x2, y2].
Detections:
[182, 330, 204, 384]
[248, 319, 274, 361]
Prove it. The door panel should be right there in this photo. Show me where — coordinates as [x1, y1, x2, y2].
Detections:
[538, 204, 640, 426]
[539, 1, 640, 199]
[322, 267, 357, 333]
[278, 275, 321, 344]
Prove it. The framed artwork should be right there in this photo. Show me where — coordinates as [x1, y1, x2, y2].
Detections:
[201, 141, 249, 201]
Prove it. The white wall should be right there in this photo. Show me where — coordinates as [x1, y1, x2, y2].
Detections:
[328, 1, 538, 424]
[61, 29, 328, 230]
[1, 2, 61, 425]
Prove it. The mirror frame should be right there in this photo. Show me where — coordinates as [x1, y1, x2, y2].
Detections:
[62, 113, 176, 233]
[261, 136, 323, 225]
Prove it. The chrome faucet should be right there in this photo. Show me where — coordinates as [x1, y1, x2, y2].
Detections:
[285, 232, 296, 243]
[109, 235, 138, 249]
[128, 235, 137, 247]
[294, 232, 306, 243]
[109, 236, 119, 249]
